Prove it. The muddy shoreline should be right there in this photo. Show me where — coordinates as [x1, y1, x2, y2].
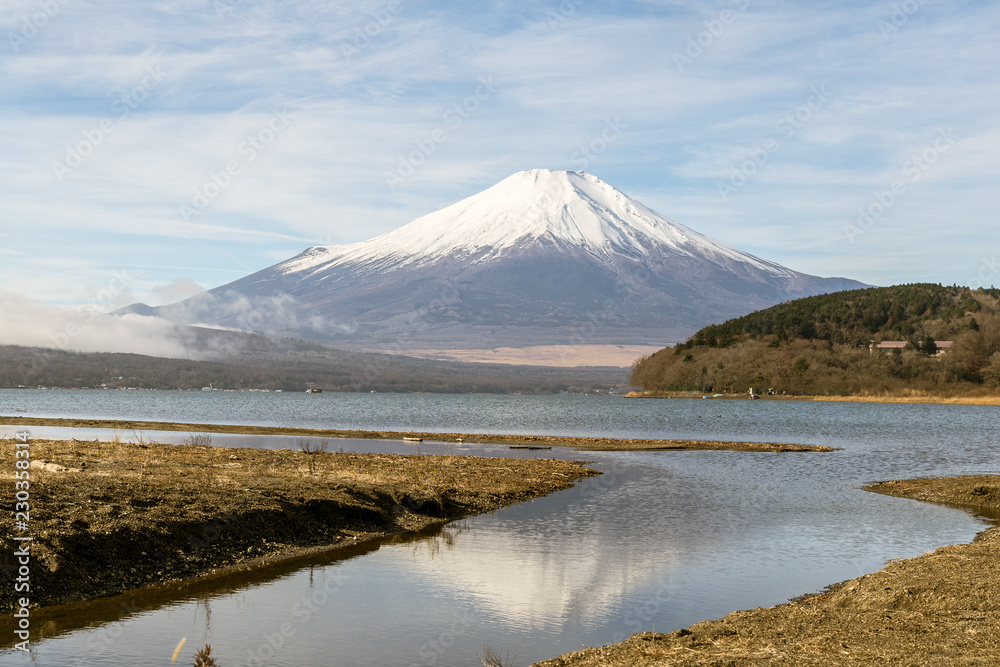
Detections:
[0, 416, 832, 452]
[534, 475, 1000, 666]
[626, 390, 1000, 406]
[0, 438, 599, 613]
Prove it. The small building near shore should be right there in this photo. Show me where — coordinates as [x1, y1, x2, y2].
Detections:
[870, 340, 954, 355]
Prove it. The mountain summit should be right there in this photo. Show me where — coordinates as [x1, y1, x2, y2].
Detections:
[283, 169, 791, 274]
[128, 170, 866, 361]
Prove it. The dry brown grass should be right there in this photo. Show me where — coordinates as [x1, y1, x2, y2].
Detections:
[0, 437, 597, 611]
[629, 390, 1000, 406]
[479, 643, 520, 667]
[807, 393, 1000, 406]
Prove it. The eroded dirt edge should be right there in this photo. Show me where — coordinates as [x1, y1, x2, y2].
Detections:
[0, 438, 598, 612]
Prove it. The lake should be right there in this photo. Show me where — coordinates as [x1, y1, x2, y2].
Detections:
[1, 390, 998, 666]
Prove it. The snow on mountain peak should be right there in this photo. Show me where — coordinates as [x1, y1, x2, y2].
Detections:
[282, 170, 790, 276]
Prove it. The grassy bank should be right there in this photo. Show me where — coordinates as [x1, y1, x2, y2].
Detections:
[0, 438, 598, 611]
[805, 394, 1000, 406]
[627, 390, 1000, 406]
[533, 475, 1000, 666]
[0, 416, 832, 452]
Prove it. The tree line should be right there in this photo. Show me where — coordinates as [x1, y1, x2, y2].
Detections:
[631, 285, 1000, 396]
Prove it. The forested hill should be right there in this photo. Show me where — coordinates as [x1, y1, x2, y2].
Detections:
[631, 285, 1000, 396]
[686, 284, 995, 348]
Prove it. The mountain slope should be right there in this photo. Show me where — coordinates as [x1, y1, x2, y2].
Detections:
[125, 170, 867, 354]
[278, 169, 793, 273]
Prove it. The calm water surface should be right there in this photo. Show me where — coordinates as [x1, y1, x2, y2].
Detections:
[1, 390, 998, 666]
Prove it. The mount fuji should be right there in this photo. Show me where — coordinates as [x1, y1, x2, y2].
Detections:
[126, 170, 866, 361]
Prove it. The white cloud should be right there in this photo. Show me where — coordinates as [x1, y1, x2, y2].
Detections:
[0, 292, 194, 357]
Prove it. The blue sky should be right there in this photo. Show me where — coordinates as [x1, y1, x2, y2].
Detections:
[2, 0, 999, 316]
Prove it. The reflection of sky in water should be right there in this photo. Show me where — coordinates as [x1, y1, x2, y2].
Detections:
[1, 393, 998, 666]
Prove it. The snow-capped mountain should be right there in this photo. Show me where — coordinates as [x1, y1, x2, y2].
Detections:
[126, 170, 866, 356]
[281, 169, 790, 274]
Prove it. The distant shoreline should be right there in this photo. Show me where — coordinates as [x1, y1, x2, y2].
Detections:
[626, 390, 1000, 406]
